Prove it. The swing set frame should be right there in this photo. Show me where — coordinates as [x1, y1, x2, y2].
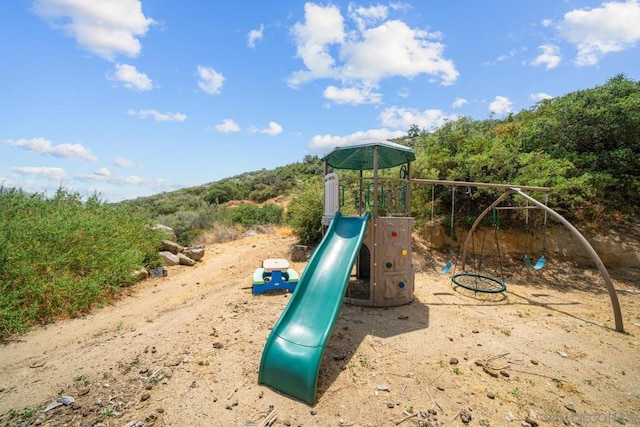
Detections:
[412, 178, 623, 332]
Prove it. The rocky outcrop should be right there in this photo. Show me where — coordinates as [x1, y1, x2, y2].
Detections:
[134, 225, 205, 281]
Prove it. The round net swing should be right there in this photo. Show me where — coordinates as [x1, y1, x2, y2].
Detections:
[452, 206, 506, 294]
[452, 272, 505, 293]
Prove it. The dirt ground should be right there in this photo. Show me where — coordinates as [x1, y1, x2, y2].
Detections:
[0, 228, 639, 427]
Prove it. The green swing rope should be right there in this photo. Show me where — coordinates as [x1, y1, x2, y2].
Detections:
[438, 187, 455, 274]
[524, 196, 547, 270]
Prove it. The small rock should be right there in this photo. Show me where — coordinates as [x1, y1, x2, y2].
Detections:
[212, 342, 224, 349]
[524, 417, 539, 427]
[472, 329, 479, 334]
[166, 358, 182, 367]
[460, 409, 472, 424]
[483, 366, 500, 378]
[427, 409, 437, 416]
[78, 387, 90, 396]
[557, 350, 568, 358]
[506, 411, 514, 421]
[258, 391, 264, 399]
[386, 402, 396, 409]
[398, 315, 409, 320]
[531, 359, 539, 365]
[448, 337, 454, 342]
[44, 401, 63, 412]
[282, 419, 292, 426]
[58, 396, 75, 406]
[437, 386, 445, 391]
[376, 384, 390, 391]
[500, 370, 510, 378]
[140, 393, 151, 401]
[564, 403, 576, 413]
[450, 357, 459, 365]
[310, 409, 318, 415]
[474, 360, 484, 367]
[487, 392, 496, 399]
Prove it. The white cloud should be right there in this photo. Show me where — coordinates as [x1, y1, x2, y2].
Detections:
[348, 4, 388, 32]
[94, 167, 111, 176]
[33, 0, 155, 61]
[127, 109, 187, 122]
[489, 96, 514, 115]
[323, 85, 382, 104]
[289, 3, 345, 85]
[197, 65, 225, 94]
[531, 44, 562, 69]
[12, 166, 67, 181]
[309, 128, 405, 153]
[214, 119, 241, 133]
[530, 92, 554, 103]
[114, 157, 134, 168]
[6, 137, 97, 162]
[379, 106, 457, 131]
[541, 19, 553, 27]
[452, 97, 468, 108]
[558, 0, 640, 66]
[248, 24, 264, 48]
[261, 122, 283, 136]
[288, 2, 458, 100]
[77, 172, 144, 185]
[110, 64, 153, 91]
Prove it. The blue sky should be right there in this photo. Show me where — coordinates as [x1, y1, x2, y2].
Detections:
[1, 1, 639, 202]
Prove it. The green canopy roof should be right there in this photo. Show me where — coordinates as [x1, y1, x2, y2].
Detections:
[321, 140, 416, 170]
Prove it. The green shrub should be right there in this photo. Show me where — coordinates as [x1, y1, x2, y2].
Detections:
[0, 188, 163, 338]
[286, 177, 324, 244]
[227, 203, 284, 228]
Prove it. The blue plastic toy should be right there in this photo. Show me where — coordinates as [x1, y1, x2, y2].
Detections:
[252, 259, 299, 294]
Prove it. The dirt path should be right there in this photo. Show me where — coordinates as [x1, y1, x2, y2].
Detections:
[1, 230, 639, 426]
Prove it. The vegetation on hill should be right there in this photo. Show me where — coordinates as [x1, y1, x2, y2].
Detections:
[407, 74, 639, 228]
[0, 188, 163, 338]
[119, 75, 639, 245]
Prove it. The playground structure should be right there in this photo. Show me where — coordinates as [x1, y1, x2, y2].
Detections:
[259, 139, 624, 405]
[252, 258, 299, 294]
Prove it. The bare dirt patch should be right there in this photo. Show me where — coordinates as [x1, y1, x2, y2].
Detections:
[1, 229, 639, 426]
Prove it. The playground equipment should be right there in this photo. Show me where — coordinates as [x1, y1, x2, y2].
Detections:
[523, 198, 548, 270]
[438, 186, 456, 274]
[252, 259, 299, 294]
[259, 139, 625, 406]
[259, 212, 370, 404]
[452, 208, 506, 293]
[259, 140, 415, 404]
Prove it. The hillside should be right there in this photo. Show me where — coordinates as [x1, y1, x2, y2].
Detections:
[119, 75, 639, 246]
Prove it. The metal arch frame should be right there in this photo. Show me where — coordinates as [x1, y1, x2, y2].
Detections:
[457, 187, 624, 333]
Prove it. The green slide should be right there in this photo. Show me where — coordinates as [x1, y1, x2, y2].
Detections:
[258, 211, 371, 404]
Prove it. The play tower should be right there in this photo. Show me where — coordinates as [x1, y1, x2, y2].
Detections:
[321, 140, 416, 307]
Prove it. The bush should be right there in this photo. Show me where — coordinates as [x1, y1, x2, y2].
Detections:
[286, 177, 324, 245]
[0, 188, 163, 338]
[227, 203, 284, 228]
